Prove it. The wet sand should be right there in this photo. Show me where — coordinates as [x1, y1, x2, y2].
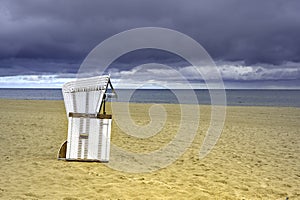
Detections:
[0, 99, 299, 199]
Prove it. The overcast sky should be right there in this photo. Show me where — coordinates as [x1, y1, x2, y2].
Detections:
[0, 0, 299, 88]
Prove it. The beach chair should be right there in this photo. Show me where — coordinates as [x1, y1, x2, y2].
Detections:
[58, 75, 117, 162]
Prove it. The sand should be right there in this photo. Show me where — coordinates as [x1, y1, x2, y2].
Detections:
[0, 99, 299, 199]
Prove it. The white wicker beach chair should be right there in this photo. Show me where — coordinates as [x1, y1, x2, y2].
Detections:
[58, 75, 116, 162]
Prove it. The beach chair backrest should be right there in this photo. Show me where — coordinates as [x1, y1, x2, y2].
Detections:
[62, 75, 110, 115]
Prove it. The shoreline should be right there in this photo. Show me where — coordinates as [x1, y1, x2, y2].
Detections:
[0, 98, 300, 108]
[1, 89, 299, 107]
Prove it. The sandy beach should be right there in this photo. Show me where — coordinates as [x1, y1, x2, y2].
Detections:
[0, 99, 299, 199]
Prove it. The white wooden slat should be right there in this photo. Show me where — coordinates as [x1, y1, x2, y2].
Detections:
[106, 119, 112, 161]
[100, 119, 111, 161]
[81, 139, 85, 159]
[87, 118, 99, 160]
[69, 118, 80, 159]
[66, 117, 73, 159]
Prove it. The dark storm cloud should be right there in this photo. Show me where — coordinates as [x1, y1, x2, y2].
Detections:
[0, 0, 300, 78]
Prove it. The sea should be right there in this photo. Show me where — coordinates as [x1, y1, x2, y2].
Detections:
[0, 88, 299, 107]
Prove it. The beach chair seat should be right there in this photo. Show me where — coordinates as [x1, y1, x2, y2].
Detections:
[58, 75, 116, 162]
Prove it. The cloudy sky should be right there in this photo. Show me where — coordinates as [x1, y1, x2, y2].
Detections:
[0, 0, 299, 88]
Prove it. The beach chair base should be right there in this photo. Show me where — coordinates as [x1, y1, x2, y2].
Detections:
[65, 159, 109, 163]
[57, 140, 109, 163]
